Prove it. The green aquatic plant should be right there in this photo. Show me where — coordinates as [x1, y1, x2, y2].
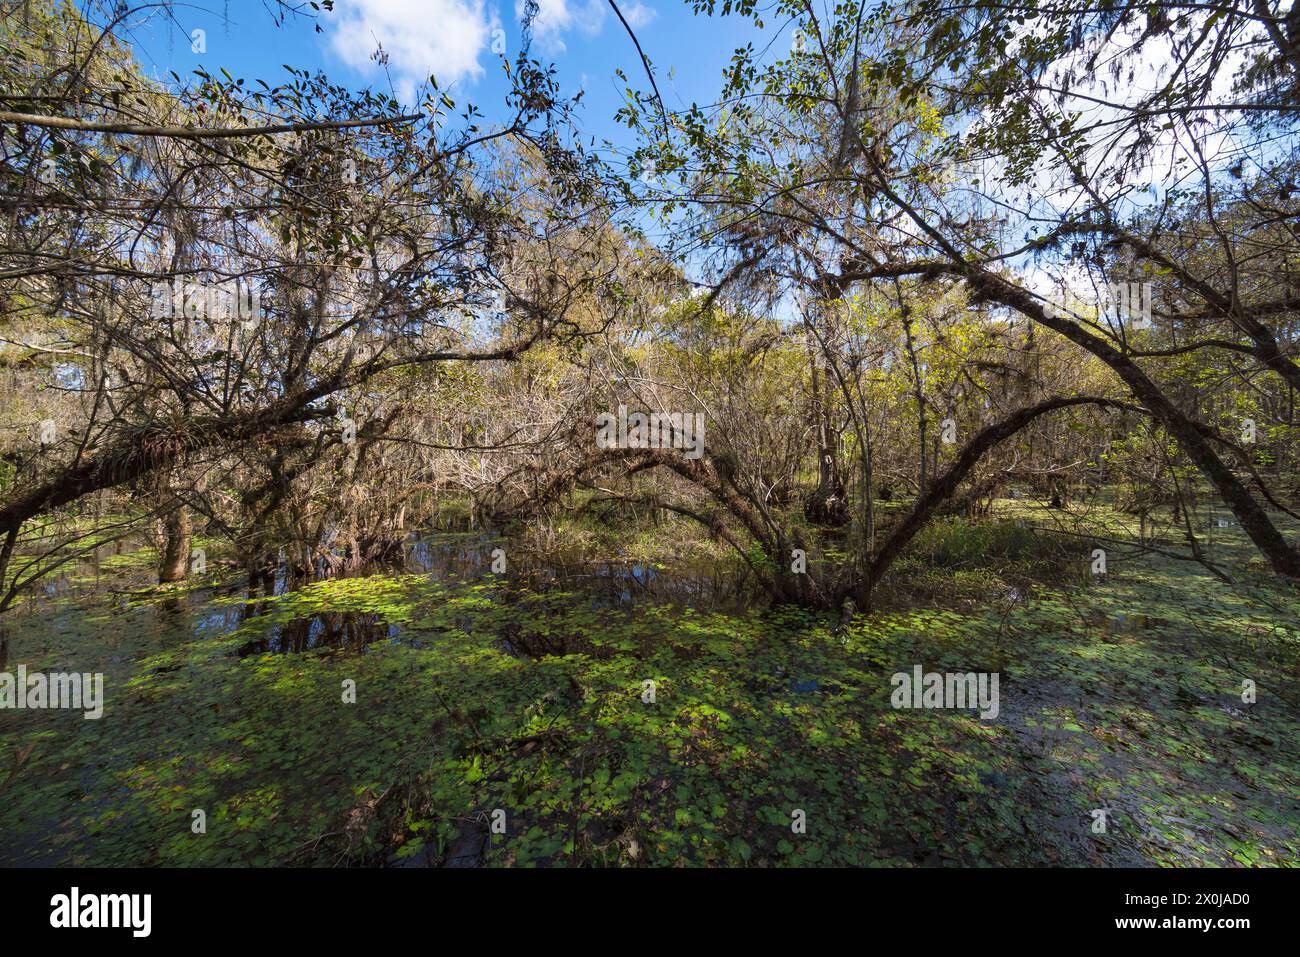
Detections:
[1, 524, 1297, 867]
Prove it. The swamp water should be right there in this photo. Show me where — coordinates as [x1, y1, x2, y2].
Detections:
[1, 523, 1297, 867]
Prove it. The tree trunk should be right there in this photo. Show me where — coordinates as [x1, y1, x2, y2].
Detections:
[861, 175, 1300, 580]
[858, 396, 1130, 608]
[966, 268, 1300, 581]
[158, 505, 192, 583]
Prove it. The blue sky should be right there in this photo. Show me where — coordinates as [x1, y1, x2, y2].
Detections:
[113, 0, 773, 160]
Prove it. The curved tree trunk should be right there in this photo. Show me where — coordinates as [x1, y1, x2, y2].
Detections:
[970, 270, 1300, 581]
[865, 173, 1300, 581]
[858, 396, 1132, 608]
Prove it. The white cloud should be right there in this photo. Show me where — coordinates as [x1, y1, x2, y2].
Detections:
[520, 0, 595, 53]
[621, 1, 657, 30]
[517, 0, 656, 55]
[327, 0, 495, 103]
[326, 0, 658, 101]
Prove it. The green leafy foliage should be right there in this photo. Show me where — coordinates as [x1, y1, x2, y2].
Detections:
[2, 520, 1296, 867]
